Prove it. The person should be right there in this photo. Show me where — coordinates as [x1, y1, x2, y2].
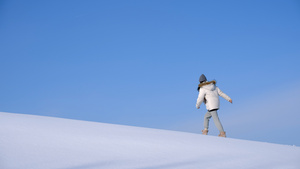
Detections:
[196, 74, 232, 137]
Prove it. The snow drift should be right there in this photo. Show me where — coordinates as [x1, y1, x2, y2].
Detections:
[0, 112, 299, 169]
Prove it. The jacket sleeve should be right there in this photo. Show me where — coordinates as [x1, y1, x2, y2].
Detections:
[196, 89, 205, 109]
[217, 87, 231, 101]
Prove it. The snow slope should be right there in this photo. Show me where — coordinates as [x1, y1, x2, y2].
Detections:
[0, 112, 299, 169]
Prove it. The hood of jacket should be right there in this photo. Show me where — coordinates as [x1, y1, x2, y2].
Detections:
[198, 80, 216, 91]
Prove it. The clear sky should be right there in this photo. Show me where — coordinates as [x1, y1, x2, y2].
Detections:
[1, 0, 300, 146]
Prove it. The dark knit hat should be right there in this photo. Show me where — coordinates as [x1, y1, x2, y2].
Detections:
[199, 74, 207, 83]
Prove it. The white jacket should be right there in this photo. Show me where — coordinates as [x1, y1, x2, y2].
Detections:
[196, 81, 231, 111]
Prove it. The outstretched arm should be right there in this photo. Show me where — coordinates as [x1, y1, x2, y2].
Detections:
[217, 87, 232, 103]
[196, 89, 205, 109]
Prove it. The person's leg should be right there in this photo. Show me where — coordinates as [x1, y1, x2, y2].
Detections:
[202, 111, 211, 135]
[210, 110, 225, 132]
[203, 111, 212, 130]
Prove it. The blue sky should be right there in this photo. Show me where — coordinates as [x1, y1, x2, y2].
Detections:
[1, 0, 300, 146]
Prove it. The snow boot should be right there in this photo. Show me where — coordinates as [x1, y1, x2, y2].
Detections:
[218, 131, 226, 138]
[202, 129, 208, 135]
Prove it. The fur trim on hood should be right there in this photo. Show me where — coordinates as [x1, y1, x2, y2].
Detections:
[197, 80, 216, 91]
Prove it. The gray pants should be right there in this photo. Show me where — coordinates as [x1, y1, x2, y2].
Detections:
[204, 110, 224, 132]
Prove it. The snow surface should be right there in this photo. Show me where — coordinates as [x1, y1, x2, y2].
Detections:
[0, 112, 299, 169]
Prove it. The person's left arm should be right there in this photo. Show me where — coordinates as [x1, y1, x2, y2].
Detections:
[196, 89, 206, 109]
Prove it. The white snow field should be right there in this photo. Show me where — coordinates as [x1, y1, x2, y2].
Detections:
[0, 112, 299, 169]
